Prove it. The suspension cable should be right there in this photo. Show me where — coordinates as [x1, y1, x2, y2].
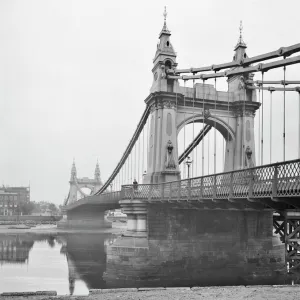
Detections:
[192, 79, 195, 177]
[202, 79, 205, 176]
[258, 85, 261, 165]
[223, 139, 225, 168]
[130, 151, 133, 183]
[298, 91, 300, 159]
[142, 125, 144, 181]
[138, 135, 140, 182]
[214, 76, 217, 174]
[283, 65, 286, 161]
[196, 136, 198, 176]
[126, 153, 128, 184]
[147, 115, 150, 175]
[133, 145, 137, 180]
[207, 130, 210, 174]
[121, 163, 123, 186]
[227, 80, 230, 171]
[183, 80, 187, 178]
[261, 72, 264, 165]
[175, 85, 179, 176]
[270, 90, 273, 163]
[243, 76, 246, 169]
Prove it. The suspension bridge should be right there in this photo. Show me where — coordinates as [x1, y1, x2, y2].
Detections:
[63, 10, 300, 282]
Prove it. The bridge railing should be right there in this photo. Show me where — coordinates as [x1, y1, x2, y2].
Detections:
[121, 159, 300, 201]
[99, 191, 122, 201]
[65, 190, 122, 209]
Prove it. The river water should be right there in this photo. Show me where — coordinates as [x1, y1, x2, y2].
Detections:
[0, 229, 291, 295]
[0, 231, 117, 295]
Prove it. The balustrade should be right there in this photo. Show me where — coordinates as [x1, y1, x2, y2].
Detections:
[121, 159, 300, 201]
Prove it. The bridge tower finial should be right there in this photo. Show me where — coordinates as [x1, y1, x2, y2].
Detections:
[94, 160, 101, 182]
[150, 7, 177, 93]
[163, 6, 168, 31]
[70, 159, 77, 181]
[239, 20, 243, 44]
[233, 20, 247, 62]
[234, 20, 247, 51]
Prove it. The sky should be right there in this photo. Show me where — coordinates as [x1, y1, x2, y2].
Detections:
[0, 0, 300, 204]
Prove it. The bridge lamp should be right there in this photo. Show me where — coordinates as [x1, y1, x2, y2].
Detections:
[185, 156, 193, 179]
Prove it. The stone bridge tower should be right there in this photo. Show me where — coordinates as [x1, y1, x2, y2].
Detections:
[144, 14, 259, 184]
[65, 160, 103, 205]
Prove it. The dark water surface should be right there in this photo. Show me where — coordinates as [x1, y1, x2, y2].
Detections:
[0, 231, 116, 295]
[0, 229, 291, 295]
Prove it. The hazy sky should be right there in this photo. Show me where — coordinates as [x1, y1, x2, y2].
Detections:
[1, 0, 300, 204]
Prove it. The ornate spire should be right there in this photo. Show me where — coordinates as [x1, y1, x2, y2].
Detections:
[159, 6, 170, 38]
[94, 160, 101, 181]
[234, 20, 247, 50]
[151, 6, 177, 93]
[163, 6, 168, 31]
[239, 21, 243, 43]
[70, 159, 77, 181]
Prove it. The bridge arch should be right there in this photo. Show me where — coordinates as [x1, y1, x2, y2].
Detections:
[177, 114, 235, 142]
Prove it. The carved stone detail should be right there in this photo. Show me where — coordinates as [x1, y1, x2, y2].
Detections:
[157, 101, 164, 109]
[165, 140, 176, 169]
[150, 103, 156, 113]
[161, 65, 166, 79]
[245, 146, 254, 168]
[163, 100, 176, 110]
[203, 109, 211, 119]
[238, 75, 246, 90]
[234, 109, 255, 117]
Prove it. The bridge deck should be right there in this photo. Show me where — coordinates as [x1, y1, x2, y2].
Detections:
[64, 191, 121, 211]
[122, 159, 300, 205]
[65, 159, 300, 210]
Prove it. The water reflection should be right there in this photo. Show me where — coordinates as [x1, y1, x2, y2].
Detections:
[0, 231, 290, 295]
[0, 232, 116, 295]
[58, 234, 116, 294]
[0, 235, 34, 264]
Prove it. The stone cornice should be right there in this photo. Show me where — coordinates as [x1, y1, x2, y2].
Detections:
[177, 96, 261, 113]
[145, 92, 184, 110]
[144, 92, 261, 116]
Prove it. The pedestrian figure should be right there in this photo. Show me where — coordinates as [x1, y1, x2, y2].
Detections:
[133, 179, 138, 191]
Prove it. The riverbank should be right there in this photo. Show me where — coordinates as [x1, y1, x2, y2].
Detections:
[0, 221, 127, 234]
[1, 285, 300, 300]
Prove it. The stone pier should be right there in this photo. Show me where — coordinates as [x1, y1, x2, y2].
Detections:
[58, 205, 112, 229]
[104, 203, 286, 288]
[120, 200, 148, 237]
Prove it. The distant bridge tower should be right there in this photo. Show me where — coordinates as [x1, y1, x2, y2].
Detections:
[64, 160, 103, 205]
[144, 13, 259, 184]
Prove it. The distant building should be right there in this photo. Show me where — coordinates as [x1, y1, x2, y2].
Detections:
[0, 190, 18, 216]
[0, 186, 30, 216]
[4, 186, 30, 203]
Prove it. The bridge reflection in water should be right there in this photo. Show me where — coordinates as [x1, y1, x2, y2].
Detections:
[0, 233, 115, 295]
[104, 215, 288, 288]
[0, 231, 291, 294]
[59, 233, 116, 294]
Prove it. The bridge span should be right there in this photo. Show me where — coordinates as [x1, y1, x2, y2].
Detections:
[63, 9, 300, 284]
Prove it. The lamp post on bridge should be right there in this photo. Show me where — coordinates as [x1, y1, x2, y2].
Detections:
[185, 156, 193, 179]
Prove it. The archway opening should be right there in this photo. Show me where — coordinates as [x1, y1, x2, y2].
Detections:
[177, 122, 228, 179]
[77, 187, 93, 199]
[165, 60, 172, 70]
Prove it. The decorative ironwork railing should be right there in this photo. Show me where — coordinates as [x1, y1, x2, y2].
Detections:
[121, 159, 300, 201]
